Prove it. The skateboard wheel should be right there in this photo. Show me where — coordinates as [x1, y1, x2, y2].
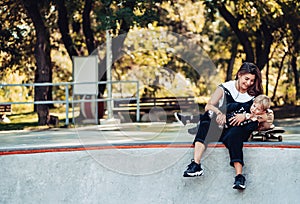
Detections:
[278, 135, 283, 142]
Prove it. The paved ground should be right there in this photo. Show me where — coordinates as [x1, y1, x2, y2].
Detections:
[0, 117, 299, 151]
[0, 119, 299, 203]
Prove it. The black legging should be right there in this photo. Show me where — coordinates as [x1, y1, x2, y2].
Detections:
[222, 123, 258, 166]
[193, 113, 258, 166]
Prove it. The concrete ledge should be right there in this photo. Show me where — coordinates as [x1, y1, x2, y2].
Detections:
[0, 147, 299, 203]
[1, 141, 300, 156]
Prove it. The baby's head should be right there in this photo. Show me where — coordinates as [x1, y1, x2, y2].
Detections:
[250, 94, 271, 115]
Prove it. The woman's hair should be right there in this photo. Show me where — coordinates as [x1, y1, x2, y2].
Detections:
[235, 62, 263, 96]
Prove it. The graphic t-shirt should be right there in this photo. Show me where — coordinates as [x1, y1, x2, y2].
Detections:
[218, 80, 254, 110]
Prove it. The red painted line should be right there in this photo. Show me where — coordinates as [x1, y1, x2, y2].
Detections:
[209, 143, 300, 149]
[0, 144, 193, 156]
[0, 143, 299, 156]
[243, 144, 300, 148]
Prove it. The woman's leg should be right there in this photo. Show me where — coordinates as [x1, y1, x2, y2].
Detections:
[187, 112, 213, 134]
[222, 127, 245, 168]
[222, 123, 257, 189]
[194, 141, 206, 164]
[234, 162, 243, 175]
[222, 127, 247, 189]
[183, 119, 222, 177]
[193, 119, 221, 163]
[223, 123, 258, 168]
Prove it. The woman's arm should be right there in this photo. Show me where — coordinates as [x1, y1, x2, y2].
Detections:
[205, 87, 224, 113]
[205, 87, 226, 125]
[229, 112, 268, 126]
[205, 104, 222, 115]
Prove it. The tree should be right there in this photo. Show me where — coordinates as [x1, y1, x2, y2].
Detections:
[202, 0, 299, 102]
[22, 0, 53, 125]
[54, 0, 166, 109]
[1, 0, 299, 122]
[279, 1, 300, 100]
[0, 0, 35, 80]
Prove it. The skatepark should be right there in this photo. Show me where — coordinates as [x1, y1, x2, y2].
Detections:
[0, 118, 300, 204]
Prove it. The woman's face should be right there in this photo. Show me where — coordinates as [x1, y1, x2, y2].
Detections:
[238, 73, 256, 91]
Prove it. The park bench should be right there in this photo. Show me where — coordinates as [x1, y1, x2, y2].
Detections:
[0, 104, 11, 115]
[113, 97, 200, 122]
[0, 104, 11, 123]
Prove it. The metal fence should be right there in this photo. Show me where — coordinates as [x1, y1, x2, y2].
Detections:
[0, 81, 140, 125]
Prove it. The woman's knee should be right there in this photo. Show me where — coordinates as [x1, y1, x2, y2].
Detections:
[194, 121, 210, 141]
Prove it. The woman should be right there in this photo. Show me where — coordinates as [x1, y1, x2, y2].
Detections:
[182, 62, 263, 190]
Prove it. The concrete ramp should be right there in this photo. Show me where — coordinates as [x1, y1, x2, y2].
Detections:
[0, 146, 299, 203]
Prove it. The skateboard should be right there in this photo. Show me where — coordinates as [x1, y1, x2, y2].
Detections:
[251, 128, 285, 142]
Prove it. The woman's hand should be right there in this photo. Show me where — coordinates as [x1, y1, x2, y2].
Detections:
[229, 113, 246, 126]
[216, 113, 226, 126]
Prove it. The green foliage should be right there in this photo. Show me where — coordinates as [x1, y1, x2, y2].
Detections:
[110, 26, 220, 99]
[200, 0, 300, 102]
[0, 0, 299, 114]
[0, 0, 35, 79]
[93, 0, 162, 33]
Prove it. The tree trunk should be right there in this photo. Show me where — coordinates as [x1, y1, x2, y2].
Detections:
[56, 0, 130, 119]
[291, 55, 300, 100]
[265, 62, 269, 96]
[217, 3, 255, 63]
[272, 52, 288, 103]
[83, 0, 95, 55]
[22, 0, 52, 125]
[55, 0, 79, 59]
[226, 40, 237, 81]
[255, 21, 273, 70]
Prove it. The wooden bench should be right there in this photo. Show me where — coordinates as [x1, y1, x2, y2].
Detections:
[0, 104, 11, 123]
[113, 97, 200, 122]
[0, 104, 11, 115]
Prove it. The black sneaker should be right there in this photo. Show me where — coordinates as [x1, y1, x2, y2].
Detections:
[174, 112, 189, 126]
[183, 160, 204, 177]
[188, 125, 198, 135]
[233, 174, 246, 190]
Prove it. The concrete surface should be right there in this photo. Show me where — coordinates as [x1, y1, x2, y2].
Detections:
[0, 147, 299, 204]
[0, 121, 300, 203]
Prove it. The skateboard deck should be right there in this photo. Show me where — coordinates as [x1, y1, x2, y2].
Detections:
[251, 128, 285, 142]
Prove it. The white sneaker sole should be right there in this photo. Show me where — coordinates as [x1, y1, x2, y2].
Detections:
[233, 184, 246, 190]
[183, 170, 204, 177]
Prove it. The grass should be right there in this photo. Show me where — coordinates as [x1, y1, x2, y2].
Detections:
[0, 121, 40, 131]
[0, 107, 76, 131]
[0, 111, 39, 131]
